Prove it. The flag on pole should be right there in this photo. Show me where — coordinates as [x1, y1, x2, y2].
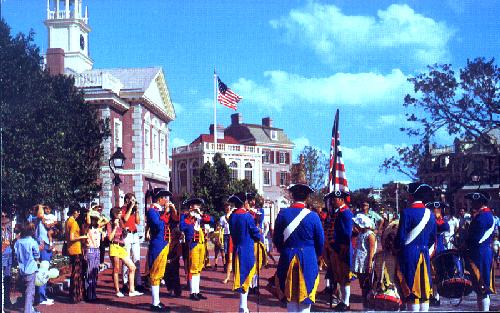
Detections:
[217, 77, 242, 110]
[328, 109, 349, 194]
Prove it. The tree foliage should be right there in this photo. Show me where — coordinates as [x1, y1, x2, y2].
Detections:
[381, 58, 500, 179]
[0, 20, 109, 213]
[300, 146, 329, 191]
[349, 188, 376, 210]
[192, 153, 260, 218]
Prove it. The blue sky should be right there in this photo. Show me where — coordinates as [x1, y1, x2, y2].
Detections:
[3, 0, 499, 189]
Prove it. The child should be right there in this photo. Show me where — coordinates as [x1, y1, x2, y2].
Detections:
[368, 220, 402, 311]
[14, 223, 41, 313]
[352, 214, 377, 308]
[210, 225, 225, 270]
[43, 206, 58, 250]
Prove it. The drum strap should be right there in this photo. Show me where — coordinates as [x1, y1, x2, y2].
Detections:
[478, 221, 495, 244]
[283, 209, 311, 243]
[405, 208, 431, 245]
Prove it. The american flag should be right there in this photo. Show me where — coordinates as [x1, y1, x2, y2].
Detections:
[328, 109, 349, 194]
[217, 77, 242, 110]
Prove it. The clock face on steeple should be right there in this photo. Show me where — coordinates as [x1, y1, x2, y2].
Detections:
[80, 34, 85, 50]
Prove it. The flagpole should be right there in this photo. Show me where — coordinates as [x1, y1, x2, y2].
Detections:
[214, 69, 217, 154]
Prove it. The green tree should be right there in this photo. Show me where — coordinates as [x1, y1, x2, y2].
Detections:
[0, 20, 109, 214]
[381, 58, 500, 179]
[350, 188, 376, 210]
[300, 146, 329, 191]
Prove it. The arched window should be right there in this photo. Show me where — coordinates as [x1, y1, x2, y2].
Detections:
[244, 162, 253, 183]
[178, 162, 187, 188]
[229, 161, 238, 181]
[191, 161, 199, 178]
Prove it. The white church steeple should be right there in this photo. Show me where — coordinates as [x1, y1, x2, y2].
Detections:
[45, 0, 93, 73]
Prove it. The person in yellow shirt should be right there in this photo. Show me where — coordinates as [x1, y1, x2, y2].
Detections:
[65, 204, 87, 303]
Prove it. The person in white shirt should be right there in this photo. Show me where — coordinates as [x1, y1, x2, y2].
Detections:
[444, 207, 460, 249]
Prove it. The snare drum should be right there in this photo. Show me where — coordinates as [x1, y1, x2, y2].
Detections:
[432, 249, 473, 298]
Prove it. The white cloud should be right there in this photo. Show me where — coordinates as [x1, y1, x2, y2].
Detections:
[173, 102, 184, 115]
[198, 98, 213, 110]
[171, 137, 188, 148]
[292, 136, 311, 160]
[270, 2, 454, 68]
[234, 69, 410, 111]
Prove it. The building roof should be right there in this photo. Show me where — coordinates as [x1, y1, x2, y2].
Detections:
[98, 67, 161, 92]
[191, 134, 241, 145]
[241, 123, 294, 145]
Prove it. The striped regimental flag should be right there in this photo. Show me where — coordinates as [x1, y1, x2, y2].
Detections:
[328, 109, 349, 194]
[217, 77, 242, 110]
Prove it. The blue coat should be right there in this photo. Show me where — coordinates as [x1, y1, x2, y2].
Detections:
[332, 205, 353, 268]
[273, 203, 324, 304]
[396, 202, 436, 300]
[229, 208, 262, 293]
[465, 207, 495, 294]
[433, 217, 449, 256]
[147, 206, 169, 268]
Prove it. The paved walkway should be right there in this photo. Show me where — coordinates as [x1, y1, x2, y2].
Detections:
[5, 246, 500, 312]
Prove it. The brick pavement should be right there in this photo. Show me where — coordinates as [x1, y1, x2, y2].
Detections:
[5, 246, 500, 312]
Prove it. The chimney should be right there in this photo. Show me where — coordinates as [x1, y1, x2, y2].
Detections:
[231, 113, 242, 125]
[209, 124, 225, 139]
[45, 48, 65, 75]
[262, 117, 273, 127]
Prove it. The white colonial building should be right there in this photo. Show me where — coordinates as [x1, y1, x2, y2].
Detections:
[44, 0, 176, 236]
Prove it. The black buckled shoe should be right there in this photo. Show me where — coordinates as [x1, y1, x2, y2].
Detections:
[150, 303, 170, 312]
[197, 293, 207, 300]
[334, 302, 350, 312]
[189, 293, 200, 301]
[430, 297, 440, 307]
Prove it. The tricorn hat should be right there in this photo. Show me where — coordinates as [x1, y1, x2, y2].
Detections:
[227, 192, 246, 208]
[408, 183, 433, 195]
[465, 192, 490, 203]
[288, 184, 314, 200]
[152, 188, 173, 201]
[425, 201, 448, 210]
[324, 189, 350, 201]
[183, 197, 205, 208]
[245, 192, 257, 201]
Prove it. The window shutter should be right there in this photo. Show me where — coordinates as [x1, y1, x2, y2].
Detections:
[285, 152, 290, 164]
[270, 150, 275, 163]
[275, 151, 280, 164]
[276, 172, 280, 186]
[286, 173, 291, 186]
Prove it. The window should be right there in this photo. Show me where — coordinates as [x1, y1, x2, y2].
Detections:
[152, 131, 158, 162]
[160, 134, 166, 164]
[279, 152, 286, 164]
[229, 161, 238, 181]
[263, 170, 271, 186]
[179, 162, 187, 188]
[144, 127, 150, 159]
[244, 162, 253, 183]
[270, 130, 278, 140]
[280, 172, 288, 186]
[263, 150, 271, 163]
[191, 161, 199, 179]
[113, 119, 122, 149]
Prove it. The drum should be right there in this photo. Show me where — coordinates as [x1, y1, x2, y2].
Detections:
[432, 249, 473, 298]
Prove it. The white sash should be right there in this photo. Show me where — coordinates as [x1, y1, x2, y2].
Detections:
[405, 208, 431, 245]
[283, 209, 311, 243]
[478, 221, 495, 244]
[429, 243, 435, 257]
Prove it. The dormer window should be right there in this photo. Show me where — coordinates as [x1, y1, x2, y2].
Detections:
[270, 130, 278, 140]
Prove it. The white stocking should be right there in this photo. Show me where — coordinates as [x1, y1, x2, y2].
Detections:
[408, 303, 420, 311]
[340, 285, 350, 306]
[298, 303, 311, 312]
[191, 275, 200, 294]
[420, 302, 429, 311]
[240, 290, 249, 311]
[287, 302, 299, 312]
[151, 285, 160, 306]
[480, 296, 490, 311]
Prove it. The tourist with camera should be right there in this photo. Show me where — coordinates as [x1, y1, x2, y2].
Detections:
[121, 193, 143, 292]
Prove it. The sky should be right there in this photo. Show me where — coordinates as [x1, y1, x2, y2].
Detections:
[3, 0, 499, 189]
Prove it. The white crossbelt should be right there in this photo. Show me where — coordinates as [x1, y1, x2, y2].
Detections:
[283, 209, 311, 243]
[478, 221, 495, 244]
[405, 208, 431, 245]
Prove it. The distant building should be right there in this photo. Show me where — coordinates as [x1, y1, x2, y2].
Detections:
[419, 129, 500, 210]
[172, 114, 294, 227]
[44, 0, 176, 236]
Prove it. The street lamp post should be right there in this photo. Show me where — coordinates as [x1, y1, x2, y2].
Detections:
[109, 147, 126, 207]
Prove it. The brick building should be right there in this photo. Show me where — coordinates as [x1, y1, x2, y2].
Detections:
[44, 0, 176, 235]
[419, 129, 500, 210]
[172, 114, 294, 226]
